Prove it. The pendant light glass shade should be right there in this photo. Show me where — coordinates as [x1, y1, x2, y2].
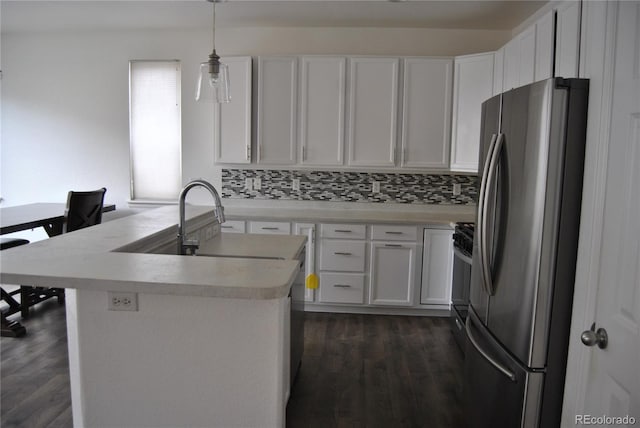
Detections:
[196, 59, 230, 103]
[195, 0, 230, 103]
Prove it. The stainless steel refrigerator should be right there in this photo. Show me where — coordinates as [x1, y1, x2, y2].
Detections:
[464, 78, 589, 428]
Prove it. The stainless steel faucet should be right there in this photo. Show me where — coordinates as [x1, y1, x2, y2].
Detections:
[177, 179, 225, 255]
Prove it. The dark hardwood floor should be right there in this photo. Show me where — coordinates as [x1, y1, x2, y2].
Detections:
[287, 313, 464, 428]
[1, 304, 464, 428]
[0, 300, 71, 428]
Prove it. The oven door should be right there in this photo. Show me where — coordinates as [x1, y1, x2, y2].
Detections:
[451, 245, 472, 353]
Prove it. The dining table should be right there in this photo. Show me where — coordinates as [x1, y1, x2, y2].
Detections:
[0, 202, 116, 237]
[0, 202, 116, 337]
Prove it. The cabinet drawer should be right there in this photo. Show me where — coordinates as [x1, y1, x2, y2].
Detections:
[319, 273, 365, 304]
[371, 225, 418, 241]
[320, 224, 366, 239]
[249, 221, 291, 235]
[220, 220, 246, 234]
[320, 240, 366, 272]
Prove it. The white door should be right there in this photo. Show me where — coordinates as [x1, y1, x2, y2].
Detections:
[563, 1, 640, 424]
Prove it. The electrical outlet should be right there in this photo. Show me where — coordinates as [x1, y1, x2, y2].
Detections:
[453, 183, 462, 196]
[108, 292, 138, 311]
[292, 178, 301, 191]
[245, 178, 253, 191]
[372, 181, 381, 193]
[253, 177, 262, 190]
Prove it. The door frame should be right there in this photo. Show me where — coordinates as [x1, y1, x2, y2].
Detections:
[561, 1, 619, 423]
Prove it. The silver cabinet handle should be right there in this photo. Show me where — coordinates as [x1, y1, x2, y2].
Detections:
[261, 227, 279, 230]
[333, 284, 351, 288]
[221, 225, 233, 229]
[334, 229, 352, 233]
[334, 252, 352, 256]
[384, 244, 403, 248]
[465, 317, 516, 382]
[385, 231, 403, 235]
[246, 145, 251, 160]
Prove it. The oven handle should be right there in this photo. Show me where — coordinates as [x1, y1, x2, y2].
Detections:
[453, 246, 472, 266]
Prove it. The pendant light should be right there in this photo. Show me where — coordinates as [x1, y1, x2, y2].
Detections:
[196, 0, 230, 103]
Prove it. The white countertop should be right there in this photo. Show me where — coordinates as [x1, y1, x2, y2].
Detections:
[0, 206, 304, 300]
[222, 199, 476, 225]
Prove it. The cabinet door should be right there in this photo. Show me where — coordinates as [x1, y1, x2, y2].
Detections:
[400, 57, 452, 169]
[220, 220, 246, 234]
[248, 221, 291, 235]
[369, 242, 416, 306]
[518, 26, 536, 86]
[450, 53, 494, 172]
[492, 48, 504, 96]
[214, 57, 252, 164]
[257, 57, 297, 164]
[503, 26, 536, 90]
[299, 56, 346, 166]
[347, 57, 399, 167]
[294, 223, 316, 303]
[534, 10, 555, 82]
[555, 1, 582, 78]
[503, 39, 521, 91]
[420, 229, 453, 306]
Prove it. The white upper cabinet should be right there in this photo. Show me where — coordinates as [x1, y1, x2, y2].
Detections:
[503, 25, 536, 90]
[400, 57, 452, 169]
[214, 56, 252, 164]
[534, 10, 555, 82]
[256, 56, 297, 164]
[554, 1, 582, 78]
[492, 48, 505, 96]
[299, 56, 346, 166]
[450, 53, 494, 173]
[347, 57, 399, 167]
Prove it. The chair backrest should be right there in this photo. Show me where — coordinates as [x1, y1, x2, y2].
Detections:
[63, 188, 107, 233]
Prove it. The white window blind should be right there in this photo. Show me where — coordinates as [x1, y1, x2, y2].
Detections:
[129, 60, 181, 201]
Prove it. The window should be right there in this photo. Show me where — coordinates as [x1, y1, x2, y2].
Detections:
[129, 60, 181, 201]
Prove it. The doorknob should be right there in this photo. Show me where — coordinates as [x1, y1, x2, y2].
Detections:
[581, 323, 608, 349]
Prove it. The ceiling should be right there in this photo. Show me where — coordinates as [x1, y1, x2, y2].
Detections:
[1, 0, 547, 33]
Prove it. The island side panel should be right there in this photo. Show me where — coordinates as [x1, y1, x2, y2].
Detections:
[66, 287, 288, 428]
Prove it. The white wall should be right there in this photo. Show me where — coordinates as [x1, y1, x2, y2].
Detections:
[1, 22, 510, 209]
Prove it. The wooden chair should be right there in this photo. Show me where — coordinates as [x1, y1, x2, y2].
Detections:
[19, 188, 107, 318]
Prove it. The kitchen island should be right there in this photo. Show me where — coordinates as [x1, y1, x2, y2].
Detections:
[0, 206, 306, 428]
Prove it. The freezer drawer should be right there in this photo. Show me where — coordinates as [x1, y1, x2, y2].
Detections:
[464, 309, 544, 428]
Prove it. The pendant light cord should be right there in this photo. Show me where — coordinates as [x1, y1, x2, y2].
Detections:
[212, 1, 216, 52]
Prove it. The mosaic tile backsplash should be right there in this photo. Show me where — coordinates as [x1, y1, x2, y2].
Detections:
[222, 169, 477, 205]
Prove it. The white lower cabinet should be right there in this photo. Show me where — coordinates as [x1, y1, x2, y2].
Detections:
[220, 220, 246, 234]
[318, 273, 365, 304]
[420, 228, 454, 306]
[369, 242, 417, 307]
[248, 221, 291, 235]
[294, 223, 316, 303]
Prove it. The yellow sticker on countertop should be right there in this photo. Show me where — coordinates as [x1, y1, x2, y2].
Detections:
[305, 273, 319, 289]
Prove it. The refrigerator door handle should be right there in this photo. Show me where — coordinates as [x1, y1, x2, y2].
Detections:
[477, 133, 498, 296]
[479, 132, 504, 296]
[466, 316, 516, 382]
